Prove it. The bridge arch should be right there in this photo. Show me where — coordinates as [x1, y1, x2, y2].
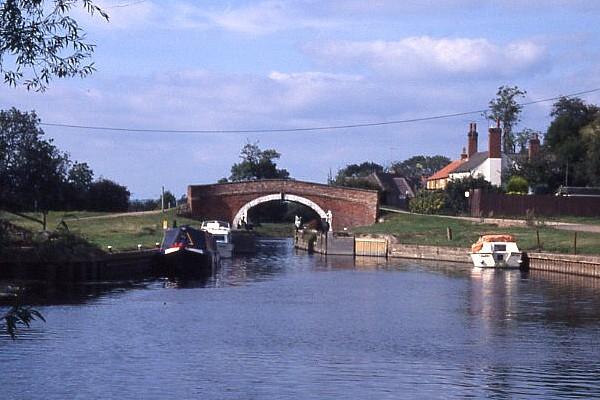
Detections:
[232, 193, 329, 230]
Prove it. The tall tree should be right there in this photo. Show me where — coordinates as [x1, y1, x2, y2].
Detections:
[88, 179, 130, 212]
[487, 85, 527, 153]
[0, 0, 108, 91]
[229, 141, 290, 181]
[0, 108, 69, 211]
[545, 97, 599, 186]
[580, 115, 600, 186]
[64, 161, 94, 209]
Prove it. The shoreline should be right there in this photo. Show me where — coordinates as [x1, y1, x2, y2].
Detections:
[295, 230, 600, 278]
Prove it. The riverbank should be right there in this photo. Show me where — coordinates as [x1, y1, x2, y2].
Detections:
[354, 212, 600, 255]
[1, 209, 201, 252]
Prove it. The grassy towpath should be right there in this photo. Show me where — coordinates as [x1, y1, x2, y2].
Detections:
[355, 212, 600, 255]
[1, 209, 201, 252]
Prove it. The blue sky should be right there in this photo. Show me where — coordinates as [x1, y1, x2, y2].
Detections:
[2, 0, 600, 199]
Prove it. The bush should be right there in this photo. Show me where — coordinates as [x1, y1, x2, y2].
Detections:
[445, 176, 500, 214]
[506, 176, 529, 194]
[409, 190, 446, 214]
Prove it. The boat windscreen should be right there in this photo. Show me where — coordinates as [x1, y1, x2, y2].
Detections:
[160, 229, 181, 249]
[186, 229, 207, 248]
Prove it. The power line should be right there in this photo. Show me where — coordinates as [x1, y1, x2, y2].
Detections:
[39, 87, 600, 134]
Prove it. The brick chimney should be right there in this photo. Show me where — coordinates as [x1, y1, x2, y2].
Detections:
[528, 133, 540, 161]
[461, 147, 468, 160]
[467, 123, 478, 157]
[488, 119, 502, 159]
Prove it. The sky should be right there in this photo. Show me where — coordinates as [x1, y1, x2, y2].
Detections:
[2, 0, 600, 199]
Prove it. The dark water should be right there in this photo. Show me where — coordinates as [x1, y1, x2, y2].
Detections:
[2, 239, 600, 399]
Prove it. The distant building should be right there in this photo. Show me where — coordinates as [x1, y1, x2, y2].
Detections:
[426, 159, 466, 190]
[366, 172, 415, 208]
[426, 122, 537, 190]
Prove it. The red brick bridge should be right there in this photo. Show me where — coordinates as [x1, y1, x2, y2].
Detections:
[187, 180, 379, 231]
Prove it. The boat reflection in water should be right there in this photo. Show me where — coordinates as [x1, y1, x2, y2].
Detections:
[157, 226, 220, 278]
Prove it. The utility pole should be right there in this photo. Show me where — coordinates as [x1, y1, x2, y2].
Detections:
[161, 185, 165, 212]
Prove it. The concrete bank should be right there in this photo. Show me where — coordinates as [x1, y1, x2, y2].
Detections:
[294, 230, 600, 278]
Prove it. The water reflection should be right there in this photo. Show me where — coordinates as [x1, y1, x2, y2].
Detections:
[0, 279, 149, 306]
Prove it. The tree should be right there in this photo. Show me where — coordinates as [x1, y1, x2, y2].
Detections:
[507, 151, 562, 193]
[0, 0, 108, 91]
[0, 108, 70, 212]
[229, 141, 290, 181]
[333, 161, 383, 188]
[487, 85, 527, 153]
[64, 161, 94, 209]
[88, 179, 130, 212]
[390, 155, 450, 188]
[545, 97, 599, 186]
[514, 128, 541, 154]
[161, 190, 176, 209]
[581, 115, 600, 186]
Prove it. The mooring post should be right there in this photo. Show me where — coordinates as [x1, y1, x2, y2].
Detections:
[446, 227, 453, 241]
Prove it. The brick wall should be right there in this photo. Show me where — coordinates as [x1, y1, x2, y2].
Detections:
[188, 179, 379, 231]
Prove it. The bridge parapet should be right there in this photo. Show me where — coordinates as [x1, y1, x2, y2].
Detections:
[188, 179, 378, 231]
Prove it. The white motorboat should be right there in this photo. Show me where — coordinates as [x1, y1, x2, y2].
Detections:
[201, 220, 234, 258]
[470, 234, 523, 268]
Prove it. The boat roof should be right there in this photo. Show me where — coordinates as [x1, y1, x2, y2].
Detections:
[201, 220, 230, 228]
[160, 226, 208, 249]
[478, 234, 515, 242]
[471, 234, 517, 253]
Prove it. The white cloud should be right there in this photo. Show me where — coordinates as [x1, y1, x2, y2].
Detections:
[305, 37, 547, 78]
[194, 1, 341, 35]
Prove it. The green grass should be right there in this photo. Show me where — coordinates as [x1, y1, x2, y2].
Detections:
[1, 210, 201, 252]
[354, 212, 600, 255]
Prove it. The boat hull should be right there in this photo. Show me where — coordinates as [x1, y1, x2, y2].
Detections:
[470, 252, 522, 268]
[159, 248, 218, 277]
[217, 242, 234, 258]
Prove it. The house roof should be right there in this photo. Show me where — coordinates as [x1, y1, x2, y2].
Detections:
[452, 151, 489, 173]
[368, 172, 415, 197]
[427, 159, 465, 181]
[393, 177, 415, 198]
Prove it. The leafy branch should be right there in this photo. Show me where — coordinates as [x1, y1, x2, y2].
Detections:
[1, 300, 45, 339]
[0, 0, 109, 91]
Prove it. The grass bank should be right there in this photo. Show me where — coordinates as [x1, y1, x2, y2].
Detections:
[1, 210, 200, 252]
[354, 212, 600, 255]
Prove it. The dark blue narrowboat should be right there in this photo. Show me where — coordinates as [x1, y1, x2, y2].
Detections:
[158, 226, 220, 276]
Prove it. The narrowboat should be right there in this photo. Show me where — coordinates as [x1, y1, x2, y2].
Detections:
[158, 226, 220, 276]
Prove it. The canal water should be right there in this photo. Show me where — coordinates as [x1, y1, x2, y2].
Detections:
[2, 239, 600, 399]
